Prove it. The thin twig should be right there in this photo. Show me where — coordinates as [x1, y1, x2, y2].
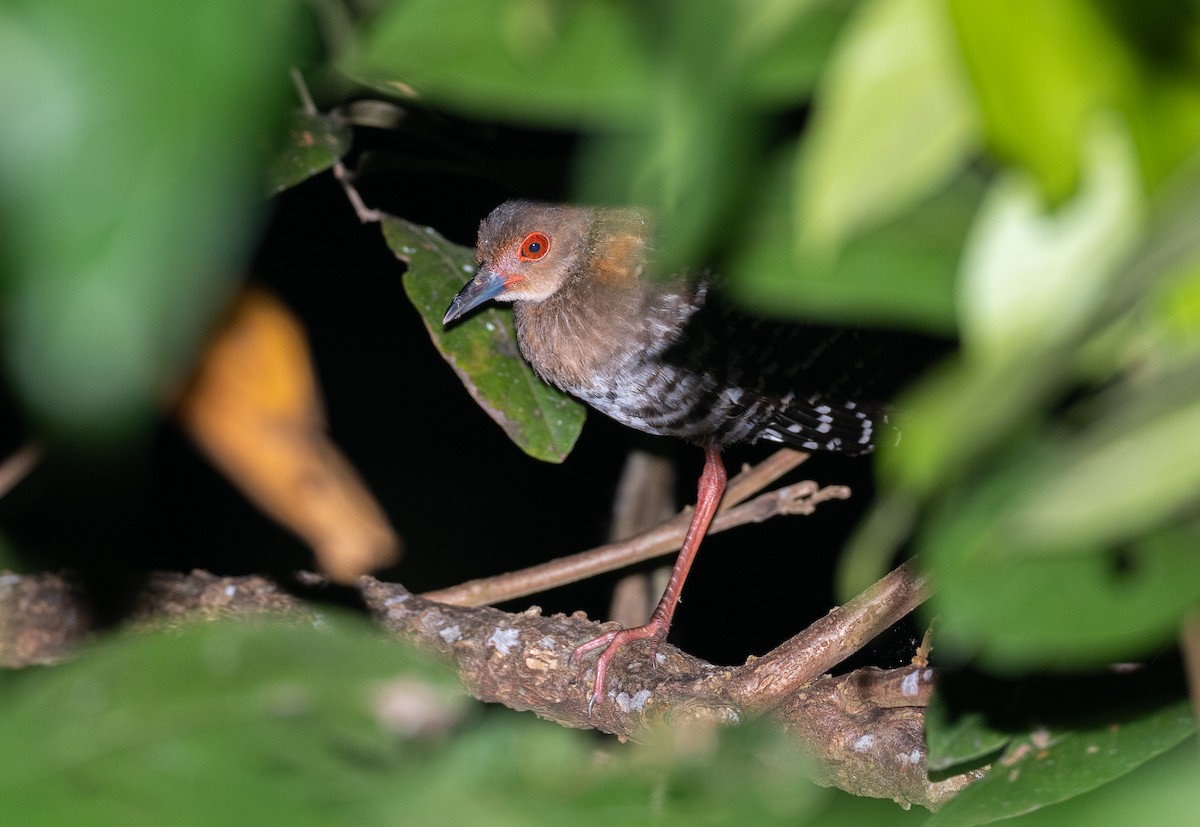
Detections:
[422, 449, 818, 607]
[0, 442, 40, 500]
[726, 557, 933, 715]
[289, 66, 318, 115]
[607, 450, 676, 627]
[1181, 610, 1200, 725]
[289, 67, 381, 224]
[912, 616, 936, 668]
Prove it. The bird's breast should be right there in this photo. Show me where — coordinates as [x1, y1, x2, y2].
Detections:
[513, 293, 679, 401]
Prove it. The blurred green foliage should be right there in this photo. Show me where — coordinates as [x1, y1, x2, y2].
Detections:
[924, 667, 1195, 823]
[4, 0, 1200, 823]
[0, 0, 304, 447]
[0, 615, 914, 827]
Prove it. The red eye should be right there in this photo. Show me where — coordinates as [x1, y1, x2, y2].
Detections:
[519, 232, 550, 261]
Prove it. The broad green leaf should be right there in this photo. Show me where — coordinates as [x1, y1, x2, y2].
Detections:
[1009, 367, 1200, 549]
[576, 3, 763, 270]
[927, 687, 1194, 826]
[0, 1, 303, 446]
[352, 0, 850, 130]
[799, 0, 978, 251]
[919, 454, 1200, 667]
[1144, 262, 1200, 360]
[731, 151, 981, 332]
[0, 613, 846, 825]
[950, 0, 1200, 200]
[992, 741, 1200, 827]
[353, 0, 853, 276]
[267, 110, 352, 195]
[1102, 149, 1200, 333]
[382, 216, 585, 463]
[883, 129, 1200, 499]
[735, 0, 852, 108]
[0, 616, 464, 826]
[350, 0, 654, 128]
[958, 118, 1142, 362]
[947, 0, 1136, 203]
[420, 718, 830, 827]
[923, 704, 1009, 775]
[1124, 66, 1200, 192]
[878, 349, 1065, 497]
[925, 665, 1194, 779]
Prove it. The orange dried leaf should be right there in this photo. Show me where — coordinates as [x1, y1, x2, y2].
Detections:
[175, 287, 399, 582]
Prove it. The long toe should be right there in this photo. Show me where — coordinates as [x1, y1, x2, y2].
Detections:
[575, 620, 669, 711]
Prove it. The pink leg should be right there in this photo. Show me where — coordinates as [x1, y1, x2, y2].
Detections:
[573, 444, 727, 711]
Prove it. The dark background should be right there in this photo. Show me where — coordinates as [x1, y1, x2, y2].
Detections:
[0, 106, 911, 670]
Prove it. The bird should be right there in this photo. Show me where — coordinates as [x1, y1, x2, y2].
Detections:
[444, 199, 910, 710]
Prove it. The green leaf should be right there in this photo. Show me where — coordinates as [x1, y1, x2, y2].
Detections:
[350, 0, 654, 128]
[575, 3, 764, 269]
[1123, 62, 1200, 192]
[267, 109, 352, 195]
[0, 615, 464, 826]
[919, 454, 1200, 667]
[1143, 261, 1200, 361]
[0, 614, 877, 826]
[947, 0, 1136, 203]
[1008, 366, 1200, 550]
[736, 0, 852, 109]
[731, 150, 981, 332]
[352, 0, 849, 131]
[576, 102, 756, 273]
[991, 740, 1200, 827]
[958, 117, 1143, 361]
[878, 349, 1065, 497]
[0, 0, 304, 446]
[924, 703, 1010, 775]
[1101, 149, 1200, 338]
[926, 672, 1195, 826]
[382, 215, 585, 463]
[949, 0, 1200, 201]
[799, 0, 978, 251]
[424, 717, 831, 826]
[351, 0, 852, 276]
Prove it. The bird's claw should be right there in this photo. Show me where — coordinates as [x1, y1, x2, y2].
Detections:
[572, 622, 668, 715]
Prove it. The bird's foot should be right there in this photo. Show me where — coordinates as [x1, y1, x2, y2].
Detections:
[572, 619, 668, 715]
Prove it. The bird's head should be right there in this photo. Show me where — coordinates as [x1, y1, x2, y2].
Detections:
[443, 200, 650, 325]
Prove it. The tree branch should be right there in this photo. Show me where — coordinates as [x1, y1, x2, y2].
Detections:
[0, 560, 961, 809]
[726, 558, 935, 715]
[371, 572, 959, 808]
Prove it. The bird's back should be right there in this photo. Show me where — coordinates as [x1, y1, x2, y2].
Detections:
[515, 273, 904, 456]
